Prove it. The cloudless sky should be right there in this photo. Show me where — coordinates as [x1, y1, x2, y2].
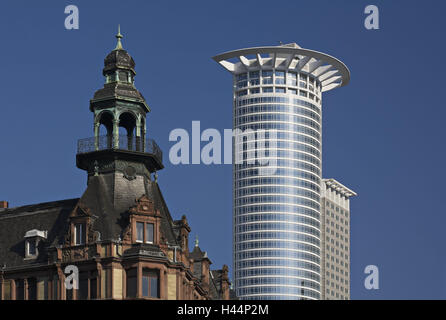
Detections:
[0, 0, 445, 299]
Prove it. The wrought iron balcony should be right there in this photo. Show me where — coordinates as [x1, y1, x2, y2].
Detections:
[77, 134, 163, 165]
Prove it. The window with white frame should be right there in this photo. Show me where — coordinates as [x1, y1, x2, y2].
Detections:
[145, 223, 154, 244]
[136, 222, 144, 243]
[136, 221, 154, 244]
[27, 239, 37, 256]
[74, 223, 86, 245]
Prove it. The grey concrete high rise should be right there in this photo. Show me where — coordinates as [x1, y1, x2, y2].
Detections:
[213, 43, 350, 300]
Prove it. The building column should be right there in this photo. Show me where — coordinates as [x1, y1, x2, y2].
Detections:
[113, 118, 119, 149]
[96, 261, 102, 299]
[142, 118, 146, 152]
[94, 122, 100, 151]
[137, 263, 142, 299]
[57, 265, 64, 300]
[11, 279, 16, 300]
[136, 117, 141, 151]
[159, 268, 166, 299]
[0, 272, 4, 300]
[24, 278, 28, 300]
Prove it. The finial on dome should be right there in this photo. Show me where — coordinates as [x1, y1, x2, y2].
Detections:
[115, 24, 123, 50]
[195, 235, 199, 247]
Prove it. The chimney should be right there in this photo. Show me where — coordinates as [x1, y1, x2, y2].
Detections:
[0, 201, 8, 209]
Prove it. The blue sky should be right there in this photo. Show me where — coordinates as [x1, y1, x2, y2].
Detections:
[0, 0, 445, 299]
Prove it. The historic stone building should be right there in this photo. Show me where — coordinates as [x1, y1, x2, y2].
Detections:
[0, 29, 230, 300]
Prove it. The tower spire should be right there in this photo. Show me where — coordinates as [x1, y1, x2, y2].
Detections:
[115, 25, 123, 50]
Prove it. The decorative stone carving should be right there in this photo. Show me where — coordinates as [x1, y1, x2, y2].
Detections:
[122, 222, 132, 244]
[123, 165, 137, 180]
[128, 195, 158, 216]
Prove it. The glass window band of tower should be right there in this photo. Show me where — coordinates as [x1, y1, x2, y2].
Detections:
[232, 91, 322, 300]
[235, 71, 322, 103]
[226, 52, 327, 300]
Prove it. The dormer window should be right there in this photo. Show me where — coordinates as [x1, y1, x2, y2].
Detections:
[74, 223, 86, 245]
[136, 222, 144, 243]
[128, 195, 160, 245]
[67, 204, 93, 246]
[24, 229, 47, 259]
[136, 222, 154, 244]
[145, 223, 154, 244]
[27, 240, 37, 256]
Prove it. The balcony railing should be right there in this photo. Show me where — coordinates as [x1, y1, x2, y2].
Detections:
[77, 134, 163, 164]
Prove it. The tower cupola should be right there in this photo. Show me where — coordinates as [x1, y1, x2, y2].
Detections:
[76, 27, 163, 179]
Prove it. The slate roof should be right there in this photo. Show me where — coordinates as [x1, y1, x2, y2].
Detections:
[0, 199, 78, 268]
[0, 174, 182, 269]
[76, 174, 179, 246]
[103, 48, 135, 75]
[189, 245, 208, 261]
[0, 181, 230, 299]
[91, 46, 147, 110]
[92, 82, 147, 103]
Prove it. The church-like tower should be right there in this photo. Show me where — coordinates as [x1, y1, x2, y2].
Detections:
[76, 26, 163, 180]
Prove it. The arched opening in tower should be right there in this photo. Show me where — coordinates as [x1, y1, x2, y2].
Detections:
[98, 111, 114, 149]
[119, 112, 137, 151]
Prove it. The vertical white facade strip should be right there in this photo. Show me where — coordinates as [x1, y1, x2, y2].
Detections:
[213, 43, 350, 300]
[321, 179, 356, 300]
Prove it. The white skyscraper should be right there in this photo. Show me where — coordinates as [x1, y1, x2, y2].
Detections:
[213, 43, 350, 300]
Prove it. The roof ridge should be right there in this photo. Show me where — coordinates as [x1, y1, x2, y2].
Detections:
[152, 181, 175, 224]
[0, 198, 79, 215]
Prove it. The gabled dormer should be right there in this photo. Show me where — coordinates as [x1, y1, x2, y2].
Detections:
[65, 203, 96, 246]
[122, 195, 162, 245]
